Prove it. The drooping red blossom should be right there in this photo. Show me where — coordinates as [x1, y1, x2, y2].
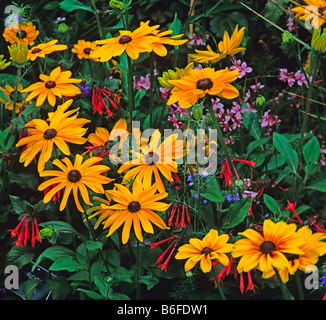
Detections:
[7, 214, 41, 247]
[92, 85, 121, 118]
[168, 203, 190, 229]
[284, 200, 304, 225]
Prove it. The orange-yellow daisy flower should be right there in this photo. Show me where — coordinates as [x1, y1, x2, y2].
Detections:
[118, 129, 186, 193]
[71, 40, 100, 61]
[22, 66, 82, 107]
[140, 21, 187, 57]
[167, 67, 240, 109]
[218, 25, 245, 56]
[27, 40, 68, 61]
[0, 83, 28, 113]
[90, 21, 158, 61]
[100, 179, 170, 244]
[291, 0, 326, 29]
[188, 45, 226, 64]
[266, 225, 326, 283]
[175, 229, 233, 273]
[232, 219, 306, 275]
[38, 154, 113, 212]
[3, 22, 39, 46]
[16, 99, 90, 172]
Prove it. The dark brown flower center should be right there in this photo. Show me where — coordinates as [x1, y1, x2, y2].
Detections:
[43, 128, 57, 140]
[144, 151, 159, 165]
[67, 170, 82, 182]
[196, 78, 213, 90]
[128, 201, 141, 213]
[45, 81, 56, 89]
[31, 48, 42, 54]
[201, 247, 213, 255]
[284, 253, 299, 261]
[119, 35, 132, 44]
[16, 30, 27, 39]
[259, 241, 276, 254]
[83, 48, 92, 55]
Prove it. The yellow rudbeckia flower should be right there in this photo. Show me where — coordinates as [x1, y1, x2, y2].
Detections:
[175, 229, 233, 273]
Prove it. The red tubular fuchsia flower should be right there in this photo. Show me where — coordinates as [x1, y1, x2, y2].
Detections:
[92, 85, 120, 118]
[284, 200, 304, 225]
[7, 214, 41, 247]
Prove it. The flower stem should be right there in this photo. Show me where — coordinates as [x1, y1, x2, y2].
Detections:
[274, 268, 291, 300]
[91, 0, 103, 39]
[149, 52, 154, 127]
[135, 239, 142, 300]
[295, 271, 304, 300]
[215, 275, 227, 300]
[208, 106, 236, 178]
[300, 54, 320, 140]
[127, 55, 134, 131]
[12, 66, 22, 123]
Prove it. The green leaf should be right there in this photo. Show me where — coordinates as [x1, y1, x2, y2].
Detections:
[23, 279, 41, 300]
[9, 195, 32, 215]
[39, 220, 77, 234]
[0, 89, 11, 103]
[32, 246, 75, 272]
[47, 277, 72, 300]
[303, 136, 320, 166]
[247, 137, 270, 154]
[242, 106, 261, 140]
[222, 196, 251, 229]
[201, 177, 224, 202]
[7, 171, 38, 190]
[108, 289, 131, 300]
[59, 0, 94, 12]
[139, 274, 159, 290]
[306, 180, 326, 193]
[267, 154, 286, 170]
[77, 288, 105, 300]
[49, 257, 83, 272]
[85, 240, 103, 251]
[169, 13, 182, 37]
[210, 12, 248, 38]
[273, 132, 298, 173]
[263, 194, 282, 216]
[6, 246, 34, 269]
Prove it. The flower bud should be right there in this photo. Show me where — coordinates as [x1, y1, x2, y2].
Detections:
[58, 22, 69, 33]
[0, 55, 11, 70]
[109, 0, 125, 12]
[311, 28, 326, 53]
[192, 104, 203, 121]
[8, 42, 28, 67]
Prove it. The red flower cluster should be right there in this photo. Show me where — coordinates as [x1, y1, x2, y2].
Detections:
[7, 214, 41, 247]
[150, 236, 180, 272]
[168, 203, 190, 229]
[92, 85, 121, 118]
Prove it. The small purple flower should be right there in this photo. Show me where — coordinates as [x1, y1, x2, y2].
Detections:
[233, 195, 240, 202]
[226, 194, 233, 203]
[320, 273, 326, 288]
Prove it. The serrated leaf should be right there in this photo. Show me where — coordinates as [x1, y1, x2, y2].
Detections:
[32, 246, 75, 272]
[23, 279, 41, 300]
[222, 196, 251, 229]
[9, 195, 32, 215]
[59, 0, 93, 13]
[47, 276, 72, 300]
[49, 257, 83, 272]
[7, 171, 38, 190]
[6, 246, 34, 269]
